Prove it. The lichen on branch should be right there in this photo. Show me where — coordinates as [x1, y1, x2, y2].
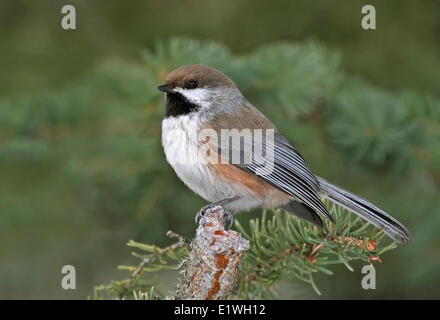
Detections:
[175, 206, 249, 300]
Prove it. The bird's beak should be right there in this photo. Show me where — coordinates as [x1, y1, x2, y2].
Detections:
[158, 84, 173, 93]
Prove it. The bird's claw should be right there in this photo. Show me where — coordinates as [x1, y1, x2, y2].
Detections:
[223, 209, 234, 231]
[195, 203, 216, 224]
[194, 203, 234, 230]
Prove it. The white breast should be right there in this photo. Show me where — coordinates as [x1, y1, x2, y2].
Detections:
[162, 114, 219, 202]
[161, 114, 264, 211]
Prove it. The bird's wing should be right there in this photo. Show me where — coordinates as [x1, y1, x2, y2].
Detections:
[204, 105, 333, 221]
[235, 131, 333, 221]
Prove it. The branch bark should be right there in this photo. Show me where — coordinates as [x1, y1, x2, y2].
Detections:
[175, 206, 250, 300]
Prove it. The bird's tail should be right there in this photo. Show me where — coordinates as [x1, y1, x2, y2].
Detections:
[317, 176, 411, 245]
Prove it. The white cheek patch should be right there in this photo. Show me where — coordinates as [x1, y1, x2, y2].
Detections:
[174, 87, 211, 108]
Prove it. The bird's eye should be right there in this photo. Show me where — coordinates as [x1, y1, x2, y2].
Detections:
[186, 80, 197, 89]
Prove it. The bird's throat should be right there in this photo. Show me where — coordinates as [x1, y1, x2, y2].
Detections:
[164, 92, 200, 118]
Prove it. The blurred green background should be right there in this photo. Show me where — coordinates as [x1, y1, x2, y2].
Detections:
[0, 0, 439, 299]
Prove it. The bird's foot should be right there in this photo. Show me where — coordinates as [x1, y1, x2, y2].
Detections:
[195, 203, 234, 231]
[195, 203, 216, 224]
[222, 209, 234, 231]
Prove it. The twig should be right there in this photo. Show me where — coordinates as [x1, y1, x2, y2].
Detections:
[127, 232, 188, 290]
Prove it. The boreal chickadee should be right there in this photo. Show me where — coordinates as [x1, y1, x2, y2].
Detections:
[158, 64, 411, 244]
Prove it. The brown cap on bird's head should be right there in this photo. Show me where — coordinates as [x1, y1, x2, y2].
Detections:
[158, 65, 236, 92]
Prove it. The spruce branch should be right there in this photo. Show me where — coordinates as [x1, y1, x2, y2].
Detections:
[94, 231, 190, 300]
[95, 202, 397, 300]
[232, 204, 396, 298]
